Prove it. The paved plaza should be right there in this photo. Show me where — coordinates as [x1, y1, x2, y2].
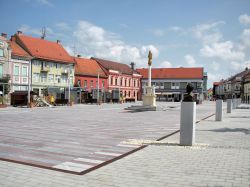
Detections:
[0, 102, 249, 186]
[0, 101, 216, 174]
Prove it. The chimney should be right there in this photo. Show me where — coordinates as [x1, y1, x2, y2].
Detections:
[1, 33, 7, 38]
[17, 30, 23, 35]
[56, 40, 61, 44]
[130, 62, 135, 70]
[77, 54, 81, 58]
[10, 35, 16, 41]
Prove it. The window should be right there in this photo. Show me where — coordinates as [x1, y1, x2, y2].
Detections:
[70, 76, 73, 85]
[14, 65, 20, 76]
[0, 64, 2, 78]
[84, 80, 87, 88]
[61, 75, 67, 83]
[96, 81, 98, 88]
[41, 72, 47, 83]
[171, 82, 180, 89]
[22, 66, 28, 77]
[33, 73, 40, 82]
[120, 78, 123, 86]
[110, 76, 113, 85]
[102, 81, 105, 88]
[115, 78, 117, 85]
[0, 49, 3, 57]
[56, 75, 61, 83]
[77, 79, 81, 87]
[48, 74, 54, 83]
[90, 80, 94, 87]
[33, 60, 40, 66]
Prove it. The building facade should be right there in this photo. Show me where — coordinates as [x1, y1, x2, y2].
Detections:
[14, 32, 75, 96]
[243, 71, 250, 103]
[92, 58, 141, 101]
[0, 33, 11, 79]
[9, 36, 32, 92]
[213, 68, 250, 100]
[137, 67, 206, 102]
[74, 57, 108, 92]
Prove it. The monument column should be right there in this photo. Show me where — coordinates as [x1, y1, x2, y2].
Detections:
[142, 50, 156, 108]
[148, 64, 151, 87]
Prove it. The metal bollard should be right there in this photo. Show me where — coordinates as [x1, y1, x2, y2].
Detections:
[227, 99, 232, 113]
[180, 102, 196, 146]
[215, 100, 223, 121]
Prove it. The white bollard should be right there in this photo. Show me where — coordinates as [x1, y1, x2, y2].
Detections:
[180, 102, 196, 146]
[227, 99, 232, 113]
[215, 100, 223, 121]
[232, 99, 236, 109]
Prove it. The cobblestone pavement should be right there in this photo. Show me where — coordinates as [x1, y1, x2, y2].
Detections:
[1, 103, 249, 186]
[0, 101, 216, 174]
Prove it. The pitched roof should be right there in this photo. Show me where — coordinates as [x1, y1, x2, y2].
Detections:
[213, 82, 222, 86]
[91, 57, 134, 75]
[136, 67, 204, 79]
[74, 57, 107, 78]
[16, 34, 74, 64]
[228, 69, 249, 82]
[8, 40, 31, 59]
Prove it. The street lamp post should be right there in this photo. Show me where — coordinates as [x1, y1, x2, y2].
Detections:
[97, 70, 100, 104]
[27, 60, 31, 107]
[66, 64, 73, 105]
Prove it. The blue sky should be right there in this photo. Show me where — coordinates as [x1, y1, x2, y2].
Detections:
[1, 0, 250, 87]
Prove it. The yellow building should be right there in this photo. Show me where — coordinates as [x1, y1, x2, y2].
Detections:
[14, 31, 74, 96]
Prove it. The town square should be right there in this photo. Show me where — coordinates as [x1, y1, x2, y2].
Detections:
[0, 0, 250, 186]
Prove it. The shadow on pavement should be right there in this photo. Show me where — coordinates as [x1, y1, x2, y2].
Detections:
[199, 128, 250, 135]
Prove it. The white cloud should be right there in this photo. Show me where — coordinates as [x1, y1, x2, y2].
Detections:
[119, 23, 128, 29]
[239, 14, 250, 26]
[211, 61, 220, 71]
[36, 0, 53, 6]
[56, 22, 71, 31]
[192, 21, 224, 44]
[200, 41, 245, 61]
[241, 29, 250, 47]
[157, 61, 172, 68]
[19, 24, 42, 36]
[184, 54, 196, 67]
[168, 26, 183, 32]
[230, 61, 250, 71]
[153, 29, 165, 37]
[72, 20, 159, 66]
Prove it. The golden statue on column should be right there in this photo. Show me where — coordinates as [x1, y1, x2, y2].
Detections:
[148, 50, 152, 66]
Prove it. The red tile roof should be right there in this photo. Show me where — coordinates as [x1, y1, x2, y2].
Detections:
[16, 34, 74, 64]
[8, 40, 31, 59]
[136, 67, 204, 79]
[74, 57, 107, 78]
[92, 57, 134, 75]
[213, 82, 222, 86]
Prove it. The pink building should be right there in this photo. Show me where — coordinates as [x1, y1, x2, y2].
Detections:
[92, 58, 141, 101]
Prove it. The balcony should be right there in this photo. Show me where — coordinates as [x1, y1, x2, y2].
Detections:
[41, 66, 50, 72]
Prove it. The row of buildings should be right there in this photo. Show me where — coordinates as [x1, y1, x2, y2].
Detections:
[213, 68, 250, 103]
[0, 31, 208, 104]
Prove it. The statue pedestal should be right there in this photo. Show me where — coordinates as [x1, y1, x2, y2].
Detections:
[124, 86, 156, 112]
[142, 86, 156, 107]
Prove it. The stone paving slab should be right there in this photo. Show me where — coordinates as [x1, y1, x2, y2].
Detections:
[0, 101, 216, 174]
[0, 106, 249, 186]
